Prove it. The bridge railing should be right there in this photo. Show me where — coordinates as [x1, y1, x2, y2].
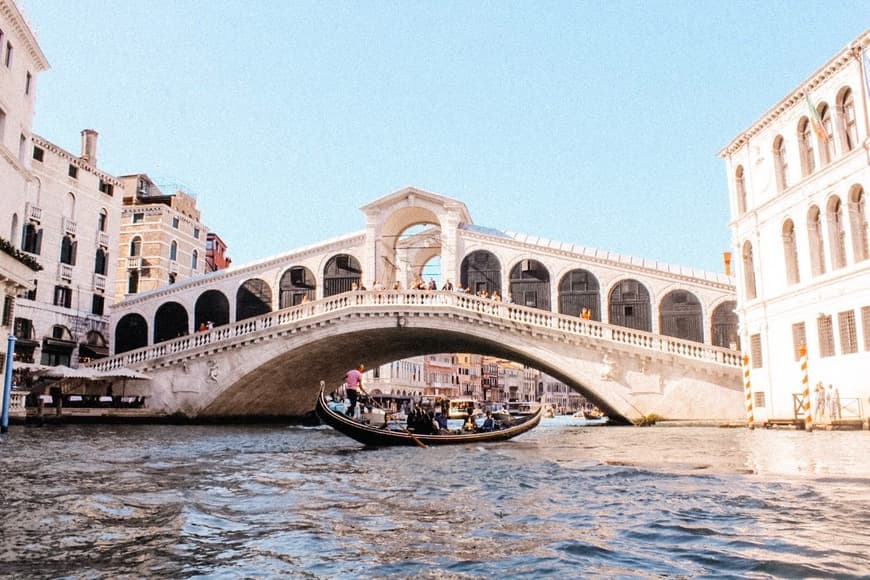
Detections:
[88, 290, 742, 372]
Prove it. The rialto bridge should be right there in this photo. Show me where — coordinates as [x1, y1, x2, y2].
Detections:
[93, 187, 744, 423]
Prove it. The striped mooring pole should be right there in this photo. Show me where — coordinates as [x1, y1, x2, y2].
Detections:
[800, 343, 812, 432]
[742, 354, 753, 428]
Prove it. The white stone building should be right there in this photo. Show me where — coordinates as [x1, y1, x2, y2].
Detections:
[719, 30, 870, 423]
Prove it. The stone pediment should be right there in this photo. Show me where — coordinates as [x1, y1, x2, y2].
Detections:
[360, 186, 472, 225]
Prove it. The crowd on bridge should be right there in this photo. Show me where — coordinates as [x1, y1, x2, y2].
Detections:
[352, 278, 518, 304]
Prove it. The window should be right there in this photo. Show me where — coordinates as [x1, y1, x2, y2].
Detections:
[59, 236, 77, 266]
[32, 146, 44, 162]
[92, 295, 105, 316]
[798, 117, 815, 176]
[819, 103, 834, 164]
[5, 41, 11, 67]
[750, 333, 763, 368]
[807, 206, 826, 276]
[18, 134, 25, 163]
[791, 322, 806, 361]
[127, 270, 139, 294]
[1, 295, 12, 327]
[53, 286, 72, 308]
[841, 88, 858, 152]
[129, 236, 142, 257]
[774, 135, 789, 192]
[25, 71, 31, 95]
[863, 306, 870, 351]
[838, 310, 857, 354]
[68, 164, 78, 179]
[94, 249, 108, 275]
[22, 280, 36, 301]
[132, 212, 144, 224]
[742, 241, 757, 300]
[98, 180, 114, 196]
[191, 249, 198, 270]
[0, 107, 5, 142]
[828, 197, 847, 270]
[193, 227, 200, 239]
[849, 186, 868, 262]
[98, 210, 108, 232]
[782, 219, 800, 285]
[817, 314, 835, 358]
[753, 391, 766, 409]
[172, 216, 179, 228]
[169, 240, 177, 261]
[21, 223, 42, 254]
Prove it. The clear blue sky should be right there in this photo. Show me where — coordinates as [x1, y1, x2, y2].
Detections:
[20, 1, 870, 273]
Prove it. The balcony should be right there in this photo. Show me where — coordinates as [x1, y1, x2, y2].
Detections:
[25, 202, 42, 222]
[126, 257, 143, 270]
[97, 231, 109, 248]
[63, 217, 77, 236]
[93, 273, 107, 292]
[57, 263, 73, 281]
[168, 259, 179, 274]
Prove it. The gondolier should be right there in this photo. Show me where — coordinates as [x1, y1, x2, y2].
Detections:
[344, 364, 365, 418]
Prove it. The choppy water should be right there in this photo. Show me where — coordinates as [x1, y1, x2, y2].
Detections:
[1, 421, 868, 578]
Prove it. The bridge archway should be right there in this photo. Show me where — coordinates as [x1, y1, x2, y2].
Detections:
[711, 300, 739, 349]
[115, 313, 148, 354]
[323, 254, 362, 297]
[196, 290, 230, 328]
[237, 278, 273, 321]
[279, 266, 316, 307]
[509, 259, 550, 310]
[397, 225, 442, 288]
[659, 289, 703, 343]
[608, 279, 652, 331]
[460, 250, 501, 295]
[558, 268, 600, 319]
[154, 302, 189, 343]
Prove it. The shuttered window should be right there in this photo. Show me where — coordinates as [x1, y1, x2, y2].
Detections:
[791, 322, 806, 361]
[750, 333, 763, 368]
[838, 310, 858, 354]
[817, 315, 835, 358]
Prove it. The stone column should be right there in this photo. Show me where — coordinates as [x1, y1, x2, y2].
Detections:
[440, 208, 461, 289]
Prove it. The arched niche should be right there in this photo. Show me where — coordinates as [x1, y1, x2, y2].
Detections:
[195, 289, 230, 328]
[237, 278, 273, 320]
[608, 279, 651, 332]
[115, 313, 148, 354]
[323, 255, 361, 297]
[658, 289, 703, 343]
[460, 250, 501, 296]
[557, 268, 600, 320]
[711, 300, 739, 349]
[509, 259, 551, 310]
[279, 266, 316, 307]
[154, 302, 189, 343]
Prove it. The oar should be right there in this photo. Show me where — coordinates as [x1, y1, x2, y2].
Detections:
[360, 388, 427, 449]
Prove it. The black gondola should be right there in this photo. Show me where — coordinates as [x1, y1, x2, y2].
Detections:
[315, 388, 545, 447]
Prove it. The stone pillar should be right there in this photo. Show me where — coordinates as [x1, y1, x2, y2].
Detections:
[362, 210, 381, 287]
[440, 210, 460, 289]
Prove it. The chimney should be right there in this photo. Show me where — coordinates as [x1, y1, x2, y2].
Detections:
[80, 129, 98, 166]
[722, 251, 732, 276]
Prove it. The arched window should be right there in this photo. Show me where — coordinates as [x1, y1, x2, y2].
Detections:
[127, 270, 139, 294]
[236, 278, 272, 321]
[557, 269, 600, 319]
[115, 313, 148, 354]
[782, 219, 800, 285]
[807, 205, 826, 277]
[9, 213, 17, 247]
[195, 289, 230, 328]
[711, 301, 739, 349]
[191, 249, 198, 270]
[169, 240, 178, 261]
[608, 279, 651, 331]
[742, 241, 757, 300]
[839, 88, 858, 152]
[279, 266, 316, 307]
[460, 251, 501, 297]
[659, 290, 703, 343]
[98, 209, 108, 232]
[735, 165, 747, 215]
[94, 248, 108, 275]
[798, 117, 815, 176]
[21, 222, 42, 254]
[59, 235, 77, 266]
[819, 103, 834, 164]
[827, 196, 847, 270]
[773, 135, 789, 192]
[323, 254, 362, 297]
[154, 302, 189, 343]
[848, 185, 868, 262]
[509, 259, 551, 310]
[64, 192, 76, 219]
[129, 236, 142, 257]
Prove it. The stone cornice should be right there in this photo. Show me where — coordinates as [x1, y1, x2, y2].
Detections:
[31, 134, 124, 187]
[718, 29, 870, 158]
[111, 231, 367, 309]
[0, 1, 49, 72]
[459, 227, 734, 291]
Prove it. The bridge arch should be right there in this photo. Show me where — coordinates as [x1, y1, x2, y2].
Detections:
[659, 289, 703, 343]
[237, 278, 273, 321]
[115, 313, 148, 354]
[557, 268, 601, 319]
[196, 289, 230, 328]
[607, 278, 652, 331]
[509, 259, 550, 309]
[460, 250, 501, 295]
[279, 266, 316, 307]
[323, 254, 362, 296]
[154, 302, 189, 343]
[711, 300, 739, 349]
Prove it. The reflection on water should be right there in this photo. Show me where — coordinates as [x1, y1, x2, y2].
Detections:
[1, 423, 868, 578]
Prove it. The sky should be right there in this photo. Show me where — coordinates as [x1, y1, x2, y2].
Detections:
[18, 1, 870, 273]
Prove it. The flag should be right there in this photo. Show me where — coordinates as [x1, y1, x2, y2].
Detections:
[806, 93, 829, 143]
[863, 47, 870, 105]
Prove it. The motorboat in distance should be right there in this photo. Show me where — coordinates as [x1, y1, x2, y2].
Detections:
[315, 388, 545, 447]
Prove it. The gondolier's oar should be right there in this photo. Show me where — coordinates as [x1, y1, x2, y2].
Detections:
[360, 387, 427, 449]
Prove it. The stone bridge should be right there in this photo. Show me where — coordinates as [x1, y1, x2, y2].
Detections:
[91, 290, 743, 424]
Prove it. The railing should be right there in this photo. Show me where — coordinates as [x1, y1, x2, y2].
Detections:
[126, 257, 142, 270]
[97, 231, 110, 248]
[89, 290, 743, 372]
[57, 263, 73, 281]
[93, 273, 107, 292]
[25, 202, 42, 222]
[62, 217, 77, 236]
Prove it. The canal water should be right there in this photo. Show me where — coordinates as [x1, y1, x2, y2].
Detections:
[1, 422, 868, 578]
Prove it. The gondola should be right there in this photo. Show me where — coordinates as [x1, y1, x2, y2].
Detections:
[315, 388, 545, 447]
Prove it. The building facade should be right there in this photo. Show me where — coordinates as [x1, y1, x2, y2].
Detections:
[205, 232, 231, 272]
[719, 31, 870, 422]
[115, 175, 209, 304]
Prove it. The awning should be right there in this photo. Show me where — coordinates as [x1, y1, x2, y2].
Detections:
[78, 343, 109, 359]
[42, 338, 76, 352]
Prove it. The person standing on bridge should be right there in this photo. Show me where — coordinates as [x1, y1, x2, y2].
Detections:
[345, 364, 365, 418]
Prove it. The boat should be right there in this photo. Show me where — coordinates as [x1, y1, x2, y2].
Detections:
[315, 388, 545, 446]
[541, 411, 610, 428]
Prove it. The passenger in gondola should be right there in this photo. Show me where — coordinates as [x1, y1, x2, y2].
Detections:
[463, 413, 476, 432]
[481, 411, 495, 432]
[434, 409, 449, 433]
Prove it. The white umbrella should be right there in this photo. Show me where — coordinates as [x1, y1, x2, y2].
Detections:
[96, 368, 151, 380]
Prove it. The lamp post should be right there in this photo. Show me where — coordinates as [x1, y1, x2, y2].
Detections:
[1, 335, 17, 433]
